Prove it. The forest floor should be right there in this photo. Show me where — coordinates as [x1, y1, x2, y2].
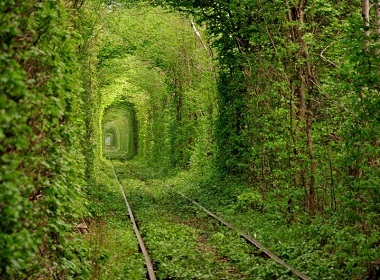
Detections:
[85, 160, 379, 280]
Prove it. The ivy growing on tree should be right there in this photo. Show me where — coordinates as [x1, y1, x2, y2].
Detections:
[0, 0, 88, 278]
[1, 0, 379, 278]
[154, 0, 380, 221]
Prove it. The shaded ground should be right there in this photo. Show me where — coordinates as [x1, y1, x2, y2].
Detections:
[96, 160, 297, 279]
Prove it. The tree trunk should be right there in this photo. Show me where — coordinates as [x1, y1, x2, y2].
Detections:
[362, 0, 370, 38]
[375, 2, 380, 53]
[287, 0, 317, 215]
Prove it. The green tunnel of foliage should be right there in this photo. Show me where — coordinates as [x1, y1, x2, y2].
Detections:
[1, 0, 380, 279]
[102, 102, 138, 160]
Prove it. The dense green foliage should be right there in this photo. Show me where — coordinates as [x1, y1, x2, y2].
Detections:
[155, 0, 380, 219]
[0, 0, 88, 278]
[129, 0, 379, 278]
[2, 0, 380, 278]
[85, 2, 216, 172]
[102, 102, 137, 159]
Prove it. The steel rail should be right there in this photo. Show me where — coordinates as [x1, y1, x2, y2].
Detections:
[166, 185, 311, 280]
[110, 161, 157, 280]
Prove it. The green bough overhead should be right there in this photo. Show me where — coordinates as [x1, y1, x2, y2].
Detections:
[2, 0, 380, 278]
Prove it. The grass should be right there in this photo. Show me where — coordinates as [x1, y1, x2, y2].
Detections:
[114, 160, 297, 279]
[167, 170, 380, 280]
[85, 161, 145, 280]
[86, 159, 379, 279]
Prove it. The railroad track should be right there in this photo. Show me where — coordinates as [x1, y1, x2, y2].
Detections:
[110, 160, 157, 280]
[110, 160, 311, 280]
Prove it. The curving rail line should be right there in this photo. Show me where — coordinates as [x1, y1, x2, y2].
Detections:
[110, 161, 310, 280]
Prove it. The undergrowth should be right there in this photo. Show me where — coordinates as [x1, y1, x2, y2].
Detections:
[86, 161, 145, 279]
[86, 159, 379, 279]
[168, 169, 380, 280]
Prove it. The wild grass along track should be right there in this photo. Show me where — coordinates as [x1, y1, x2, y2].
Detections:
[110, 160, 156, 280]
[110, 160, 311, 279]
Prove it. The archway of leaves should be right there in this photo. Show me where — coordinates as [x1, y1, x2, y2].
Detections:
[2, 0, 380, 278]
[89, 2, 216, 173]
[87, 1, 380, 279]
[102, 101, 137, 160]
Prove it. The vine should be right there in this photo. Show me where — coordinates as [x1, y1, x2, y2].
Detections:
[1, 0, 89, 278]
